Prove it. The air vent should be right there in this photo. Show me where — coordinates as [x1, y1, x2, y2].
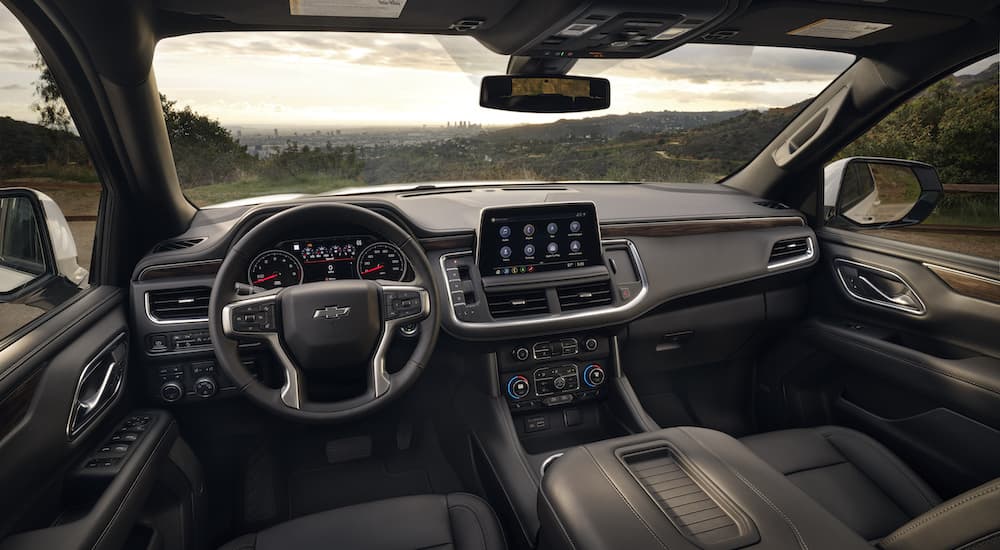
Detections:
[486, 289, 549, 318]
[152, 237, 205, 253]
[147, 287, 211, 322]
[449, 18, 485, 32]
[754, 200, 789, 210]
[768, 237, 813, 268]
[557, 281, 613, 311]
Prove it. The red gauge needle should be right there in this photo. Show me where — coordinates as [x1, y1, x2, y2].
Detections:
[361, 264, 384, 276]
[254, 274, 279, 284]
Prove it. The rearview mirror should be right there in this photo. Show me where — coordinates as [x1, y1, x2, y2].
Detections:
[480, 75, 610, 113]
[824, 157, 943, 227]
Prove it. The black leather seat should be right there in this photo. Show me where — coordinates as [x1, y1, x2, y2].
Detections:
[219, 493, 506, 550]
[740, 426, 941, 541]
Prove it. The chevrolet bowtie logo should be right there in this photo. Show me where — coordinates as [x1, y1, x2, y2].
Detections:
[313, 305, 351, 320]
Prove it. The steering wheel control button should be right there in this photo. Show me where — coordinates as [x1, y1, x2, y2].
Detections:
[507, 375, 530, 400]
[384, 289, 423, 320]
[232, 302, 276, 332]
[584, 364, 606, 387]
[513, 347, 530, 361]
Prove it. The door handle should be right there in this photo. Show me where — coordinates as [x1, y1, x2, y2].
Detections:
[68, 334, 127, 437]
[834, 259, 926, 314]
[77, 360, 119, 411]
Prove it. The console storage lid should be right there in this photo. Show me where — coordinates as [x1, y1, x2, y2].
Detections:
[538, 427, 871, 550]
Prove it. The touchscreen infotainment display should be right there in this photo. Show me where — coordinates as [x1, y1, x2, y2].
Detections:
[477, 203, 603, 277]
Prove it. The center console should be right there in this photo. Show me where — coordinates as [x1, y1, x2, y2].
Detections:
[538, 427, 873, 550]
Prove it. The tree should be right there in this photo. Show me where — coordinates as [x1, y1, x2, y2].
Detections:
[31, 50, 72, 132]
[160, 94, 254, 186]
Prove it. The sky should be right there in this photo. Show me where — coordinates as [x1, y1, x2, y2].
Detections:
[2, 4, 995, 129]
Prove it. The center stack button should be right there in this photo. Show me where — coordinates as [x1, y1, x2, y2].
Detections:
[507, 375, 530, 399]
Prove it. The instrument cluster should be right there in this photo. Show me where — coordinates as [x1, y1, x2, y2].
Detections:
[248, 235, 409, 289]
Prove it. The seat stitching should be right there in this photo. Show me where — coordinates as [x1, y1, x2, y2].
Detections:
[782, 460, 849, 477]
[820, 427, 938, 510]
[583, 446, 671, 550]
[448, 502, 488, 550]
[731, 469, 809, 550]
[881, 481, 1000, 545]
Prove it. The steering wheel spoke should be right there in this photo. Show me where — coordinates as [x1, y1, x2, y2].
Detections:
[220, 290, 306, 409]
[371, 284, 431, 397]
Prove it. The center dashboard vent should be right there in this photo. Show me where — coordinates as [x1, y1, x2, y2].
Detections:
[557, 281, 613, 311]
[486, 289, 550, 319]
[147, 287, 211, 322]
[768, 237, 812, 266]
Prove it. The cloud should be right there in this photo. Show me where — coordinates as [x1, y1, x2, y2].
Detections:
[0, 83, 25, 90]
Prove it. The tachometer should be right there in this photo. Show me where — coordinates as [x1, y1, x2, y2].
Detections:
[248, 250, 303, 289]
[357, 242, 407, 281]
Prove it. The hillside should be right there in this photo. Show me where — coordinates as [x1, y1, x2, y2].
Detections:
[484, 109, 744, 142]
[0, 116, 89, 169]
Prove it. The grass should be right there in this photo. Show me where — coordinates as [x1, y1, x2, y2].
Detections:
[926, 193, 999, 227]
[0, 163, 100, 183]
[182, 175, 363, 207]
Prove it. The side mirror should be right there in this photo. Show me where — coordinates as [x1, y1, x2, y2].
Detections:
[480, 75, 611, 113]
[824, 157, 943, 227]
[0, 188, 87, 303]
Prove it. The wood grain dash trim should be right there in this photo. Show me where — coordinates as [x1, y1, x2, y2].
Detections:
[138, 260, 222, 281]
[0, 369, 41, 442]
[925, 264, 1000, 305]
[600, 216, 804, 238]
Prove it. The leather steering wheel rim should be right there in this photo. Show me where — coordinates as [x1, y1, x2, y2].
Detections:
[208, 202, 440, 423]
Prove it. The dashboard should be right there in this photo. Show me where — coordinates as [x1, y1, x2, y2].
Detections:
[246, 235, 411, 289]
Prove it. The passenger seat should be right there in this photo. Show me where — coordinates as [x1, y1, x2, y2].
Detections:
[742, 426, 1000, 549]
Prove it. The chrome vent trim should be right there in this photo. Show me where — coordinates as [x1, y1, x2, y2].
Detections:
[557, 281, 613, 311]
[767, 236, 814, 270]
[486, 289, 550, 318]
[145, 287, 211, 324]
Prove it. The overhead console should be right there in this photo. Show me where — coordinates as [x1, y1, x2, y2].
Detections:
[436, 202, 646, 340]
[506, 0, 737, 60]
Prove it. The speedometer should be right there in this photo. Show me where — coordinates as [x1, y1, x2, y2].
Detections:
[248, 250, 303, 289]
[357, 242, 407, 281]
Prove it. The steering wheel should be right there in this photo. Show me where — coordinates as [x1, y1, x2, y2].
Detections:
[208, 203, 440, 422]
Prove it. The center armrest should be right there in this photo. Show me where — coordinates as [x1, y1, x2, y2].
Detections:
[538, 427, 872, 550]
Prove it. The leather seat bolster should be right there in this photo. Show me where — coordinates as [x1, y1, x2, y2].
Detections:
[879, 477, 1000, 550]
[740, 426, 941, 540]
[538, 426, 871, 550]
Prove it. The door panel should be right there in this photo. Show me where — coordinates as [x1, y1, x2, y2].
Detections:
[799, 228, 1000, 497]
[0, 288, 130, 538]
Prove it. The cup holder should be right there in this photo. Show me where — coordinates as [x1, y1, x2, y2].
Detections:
[540, 452, 564, 477]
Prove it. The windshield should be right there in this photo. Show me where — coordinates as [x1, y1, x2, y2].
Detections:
[152, 33, 854, 206]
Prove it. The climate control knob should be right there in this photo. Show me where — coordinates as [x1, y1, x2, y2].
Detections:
[160, 381, 184, 403]
[507, 375, 530, 399]
[513, 347, 530, 361]
[584, 364, 606, 388]
[194, 377, 218, 398]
